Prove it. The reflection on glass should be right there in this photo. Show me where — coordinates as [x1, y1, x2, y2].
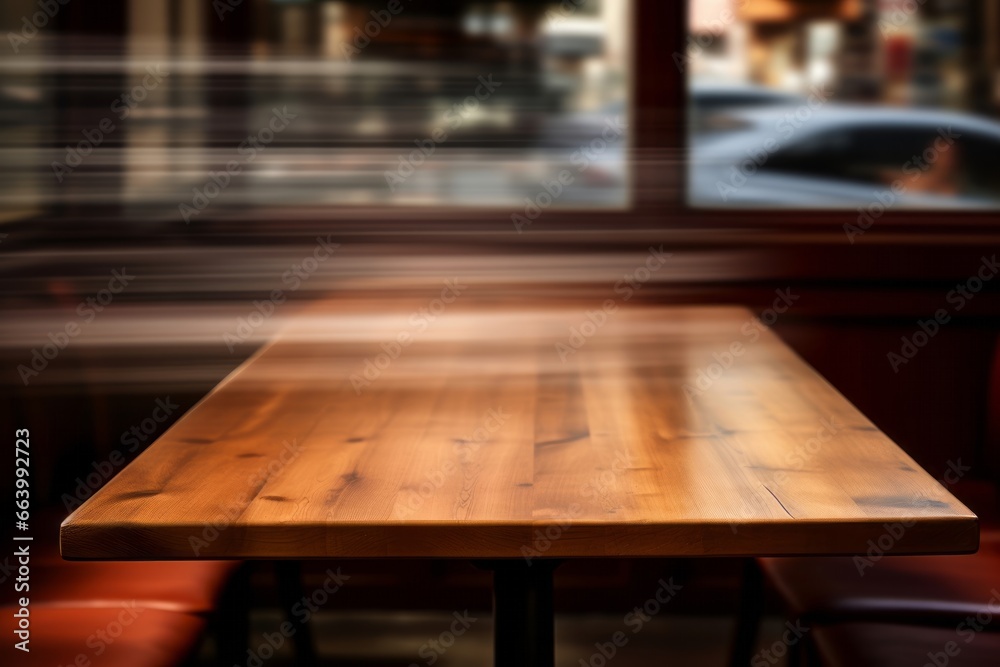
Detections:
[687, 0, 1000, 209]
[0, 0, 630, 222]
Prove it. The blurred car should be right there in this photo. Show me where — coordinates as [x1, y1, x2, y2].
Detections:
[689, 82, 805, 137]
[689, 104, 1000, 209]
[539, 98, 629, 203]
[542, 98, 627, 147]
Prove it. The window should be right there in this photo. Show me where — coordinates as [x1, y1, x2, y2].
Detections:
[687, 0, 1000, 210]
[7, 0, 632, 220]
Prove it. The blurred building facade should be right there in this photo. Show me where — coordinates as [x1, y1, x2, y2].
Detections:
[690, 0, 1000, 116]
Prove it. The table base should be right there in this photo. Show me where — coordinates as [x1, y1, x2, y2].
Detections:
[478, 560, 560, 667]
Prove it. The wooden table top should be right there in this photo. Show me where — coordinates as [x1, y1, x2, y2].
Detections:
[61, 300, 978, 560]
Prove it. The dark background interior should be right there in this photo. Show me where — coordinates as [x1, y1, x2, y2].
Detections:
[1, 0, 998, 627]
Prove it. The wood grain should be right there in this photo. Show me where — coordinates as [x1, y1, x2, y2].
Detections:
[61, 299, 978, 560]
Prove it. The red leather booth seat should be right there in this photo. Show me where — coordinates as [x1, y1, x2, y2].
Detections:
[5, 605, 206, 667]
[759, 530, 1000, 625]
[0, 508, 243, 667]
[30, 559, 241, 614]
[813, 622, 1000, 667]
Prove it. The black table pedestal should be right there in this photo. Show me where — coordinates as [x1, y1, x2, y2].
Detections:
[478, 559, 560, 667]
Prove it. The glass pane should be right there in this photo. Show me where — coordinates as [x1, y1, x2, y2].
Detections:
[687, 0, 1000, 210]
[0, 0, 632, 221]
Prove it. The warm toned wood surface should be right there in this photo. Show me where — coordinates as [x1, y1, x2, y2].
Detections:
[61, 300, 978, 560]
